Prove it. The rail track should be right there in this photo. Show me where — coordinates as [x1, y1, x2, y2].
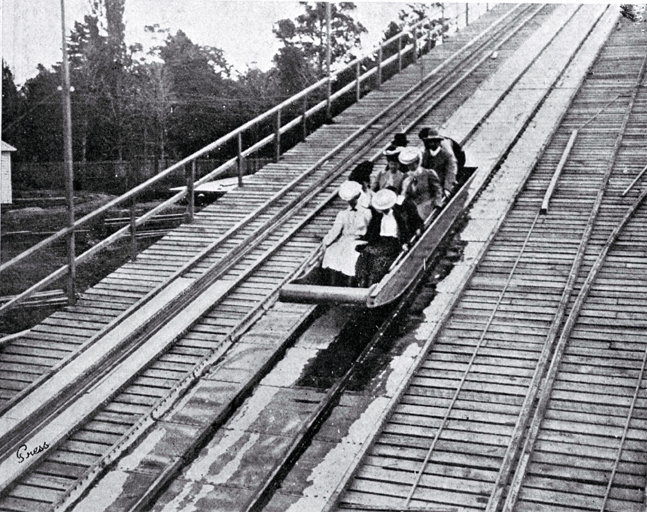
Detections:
[326, 14, 647, 512]
[0, 4, 555, 509]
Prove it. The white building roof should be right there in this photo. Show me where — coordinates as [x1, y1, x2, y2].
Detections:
[1, 141, 16, 152]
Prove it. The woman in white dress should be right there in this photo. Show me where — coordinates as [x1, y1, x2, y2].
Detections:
[322, 181, 372, 286]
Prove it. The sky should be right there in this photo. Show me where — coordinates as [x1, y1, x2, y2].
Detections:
[1, 0, 420, 85]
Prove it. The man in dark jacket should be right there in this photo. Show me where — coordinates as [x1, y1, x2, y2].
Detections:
[418, 127, 462, 207]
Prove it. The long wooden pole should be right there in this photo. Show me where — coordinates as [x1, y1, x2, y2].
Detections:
[60, 0, 76, 304]
[187, 161, 195, 222]
[325, 2, 332, 120]
[541, 130, 578, 214]
[622, 163, 647, 197]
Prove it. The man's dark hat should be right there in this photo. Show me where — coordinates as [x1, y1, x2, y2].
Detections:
[418, 127, 443, 141]
[392, 133, 408, 147]
[349, 160, 374, 183]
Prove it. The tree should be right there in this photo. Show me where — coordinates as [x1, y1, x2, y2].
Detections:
[235, 66, 281, 119]
[272, 45, 315, 96]
[155, 30, 236, 157]
[19, 65, 64, 162]
[381, 3, 446, 57]
[273, 2, 367, 81]
[2, 62, 25, 151]
[67, 0, 132, 162]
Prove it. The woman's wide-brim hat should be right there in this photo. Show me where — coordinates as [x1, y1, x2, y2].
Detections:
[398, 147, 421, 165]
[372, 189, 397, 211]
[383, 144, 402, 162]
[338, 180, 363, 201]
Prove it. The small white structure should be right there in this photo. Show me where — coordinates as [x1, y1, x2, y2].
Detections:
[1, 141, 15, 204]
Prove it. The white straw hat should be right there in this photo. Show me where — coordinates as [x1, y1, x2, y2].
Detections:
[398, 147, 420, 165]
[372, 189, 397, 211]
[338, 180, 362, 201]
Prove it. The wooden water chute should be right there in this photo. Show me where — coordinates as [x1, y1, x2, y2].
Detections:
[280, 166, 477, 308]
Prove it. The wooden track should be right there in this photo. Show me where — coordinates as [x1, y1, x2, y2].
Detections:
[125, 5, 626, 512]
[332, 13, 647, 512]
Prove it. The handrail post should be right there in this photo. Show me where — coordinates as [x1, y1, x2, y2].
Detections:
[356, 60, 361, 101]
[412, 30, 417, 62]
[187, 160, 195, 223]
[129, 163, 137, 261]
[326, 77, 332, 120]
[274, 108, 281, 162]
[397, 36, 402, 72]
[466, 2, 469, 26]
[376, 46, 383, 89]
[237, 132, 244, 187]
[420, 36, 425, 82]
[302, 94, 308, 140]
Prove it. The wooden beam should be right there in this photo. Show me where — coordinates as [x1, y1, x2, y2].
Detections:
[540, 129, 578, 214]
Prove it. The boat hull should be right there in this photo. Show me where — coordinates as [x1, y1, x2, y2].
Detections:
[279, 167, 478, 308]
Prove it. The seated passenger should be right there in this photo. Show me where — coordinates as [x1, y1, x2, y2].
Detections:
[348, 160, 374, 209]
[418, 127, 462, 206]
[386, 185, 424, 238]
[356, 189, 415, 288]
[322, 181, 372, 286]
[399, 146, 436, 220]
[371, 145, 405, 194]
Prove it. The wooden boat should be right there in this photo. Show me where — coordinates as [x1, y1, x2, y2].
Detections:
[280, 167, 477, 308]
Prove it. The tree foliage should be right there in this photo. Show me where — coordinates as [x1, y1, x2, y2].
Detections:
[2, 62, 25, 148]
[381, 3, 446, 56]
[273, 2, 367, 85]
[2, 0, 421, 192]
[620, 4, 645, 21]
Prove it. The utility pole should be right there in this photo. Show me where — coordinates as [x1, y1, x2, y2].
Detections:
[325, 2, 332, 121]
[60, 0, 76, 304]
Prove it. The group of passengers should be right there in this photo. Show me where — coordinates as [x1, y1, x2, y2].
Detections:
[321, 127, 464, 288]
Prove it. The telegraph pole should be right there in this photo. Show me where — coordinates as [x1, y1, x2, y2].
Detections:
[325, 2, 332, 120]
[60, 0, 76, 304]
